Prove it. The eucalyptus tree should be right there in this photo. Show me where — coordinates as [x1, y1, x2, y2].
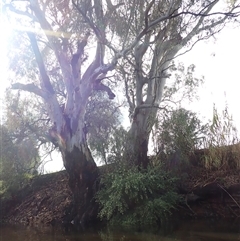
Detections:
[4, 0, 240, 223]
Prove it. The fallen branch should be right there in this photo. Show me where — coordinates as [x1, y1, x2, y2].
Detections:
[185, 194, 197, 215]
[227, 204, 240, 218]
[217, 184, 240, 209]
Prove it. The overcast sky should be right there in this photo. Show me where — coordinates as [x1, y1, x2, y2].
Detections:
[179, 26, 240, 128]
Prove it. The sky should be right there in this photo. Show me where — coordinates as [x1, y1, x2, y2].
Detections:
[180, 26, 240, 127]
[0, 12, 240, 172]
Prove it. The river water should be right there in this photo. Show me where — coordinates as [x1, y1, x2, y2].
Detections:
[0, 219, 239, 241]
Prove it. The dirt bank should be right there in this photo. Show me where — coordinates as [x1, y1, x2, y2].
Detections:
[1, 166, 240, 226]
[178, 166, 240, 219]
[0, 171, 72, 225]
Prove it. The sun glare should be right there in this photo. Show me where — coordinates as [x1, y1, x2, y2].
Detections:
[0, 15, 12, 94]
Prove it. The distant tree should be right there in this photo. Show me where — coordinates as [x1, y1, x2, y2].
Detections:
[86, 92, 122, 165]
[0, 125, 39, 191]
[3, 90, 54, 165]
[4, 0, 240, 223]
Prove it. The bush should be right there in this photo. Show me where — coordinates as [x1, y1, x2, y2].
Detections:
[203, 105, 240, 169]
[96, 163, 179, 229]
[1, 173, 34, 200]
[160, 108, 207, 156]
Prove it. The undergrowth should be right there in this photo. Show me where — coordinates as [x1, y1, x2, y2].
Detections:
[96, 163, 179, 229]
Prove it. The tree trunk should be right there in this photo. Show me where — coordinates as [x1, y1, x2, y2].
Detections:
[61, 144, 99, 226]
[126, 107, 157, 168]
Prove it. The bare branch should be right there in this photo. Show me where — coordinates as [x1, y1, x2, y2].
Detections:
[144, 0, 155, 29]
[11, 83, 46, 98]
[6, 4, 37, 21]
[29, 0, 73, 90]
[26, 32, 64, 133]
[29, 0, 55, 38]
[27, 32, 54, 94]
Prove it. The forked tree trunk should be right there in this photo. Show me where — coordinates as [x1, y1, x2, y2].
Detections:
[61, 143, 99, 226]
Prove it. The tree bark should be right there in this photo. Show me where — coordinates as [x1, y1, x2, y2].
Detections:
[61, 144, 100, 226]
[126, 107, 157, 168]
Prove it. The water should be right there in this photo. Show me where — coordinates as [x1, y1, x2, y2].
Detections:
[0, 219, 239, 241]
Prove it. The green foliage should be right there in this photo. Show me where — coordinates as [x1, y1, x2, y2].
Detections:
[96, 164, 179, 228]
[104, 127, 128, 163]
[203, 104, 240, 169]
[86, 92, 124, 164]
[163, 62, 204, 107]
[154, 108, 208, 164]
[0, 125, 39, 193]
[2, 173, 34, 199]
[150, 62, 207, 168]
[207, 104, 239, 147]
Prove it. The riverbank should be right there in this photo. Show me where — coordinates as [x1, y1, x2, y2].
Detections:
[0, 170, 72, 225]
[177, 166, 240, 219]
[0, 164, 240, 226]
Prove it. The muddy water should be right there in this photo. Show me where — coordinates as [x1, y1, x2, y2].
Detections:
[0, 219, 239, 241]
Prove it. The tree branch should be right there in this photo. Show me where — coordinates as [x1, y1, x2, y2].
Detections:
[93, 81, 115, 99]
[182, 1, 220, 44]
[27, 32, 54, 94]
[71, 32, 91, 83]
[144, 0, 155, 30]
[29, 0, 59, 44]
[26, 32, 64, 133]
[72, 0, 103, 40]
[11, 83, 46, 98]
[124, 77, 135, 114]
[29, 0, 73, 93]
[6, 4, 38, 21]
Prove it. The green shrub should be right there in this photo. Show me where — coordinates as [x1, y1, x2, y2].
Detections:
[203, 105, 240, 169]
[1, 173, 34, 200]
[96, 164, 179, 228]
[156, 108, 208, 165]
